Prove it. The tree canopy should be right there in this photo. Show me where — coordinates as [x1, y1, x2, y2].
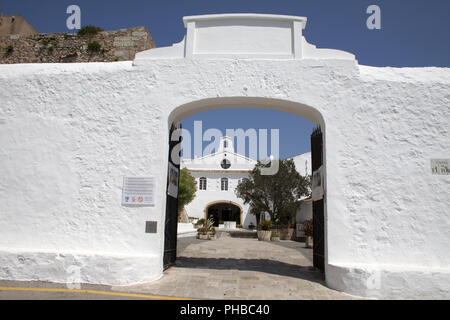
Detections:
[235, 159, 310, 226]
[178, 168, 197, 215]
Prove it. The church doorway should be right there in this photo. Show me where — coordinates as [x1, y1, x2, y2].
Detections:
[206, 202, 242, 227]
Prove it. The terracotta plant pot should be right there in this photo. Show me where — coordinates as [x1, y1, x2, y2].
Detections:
[257, 230, 272, 241]
[279, 228, 295, 240]
[197, 231, 216, 240]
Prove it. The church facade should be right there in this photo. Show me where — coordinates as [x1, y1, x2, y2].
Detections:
[182, 136, 257, 228]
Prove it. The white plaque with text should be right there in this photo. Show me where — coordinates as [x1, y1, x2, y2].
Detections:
[122, 177, 155, 206]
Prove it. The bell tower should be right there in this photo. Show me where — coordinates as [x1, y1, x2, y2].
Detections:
[218, 136, 234, 153]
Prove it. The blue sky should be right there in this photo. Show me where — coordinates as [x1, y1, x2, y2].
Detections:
[2, 1, 449, 159]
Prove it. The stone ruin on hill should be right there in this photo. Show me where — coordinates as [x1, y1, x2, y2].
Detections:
[1, 22, 155, 64]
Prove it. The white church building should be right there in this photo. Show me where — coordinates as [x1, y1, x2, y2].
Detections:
[182, 136, 256, 228]
[182, 136, 312, 228]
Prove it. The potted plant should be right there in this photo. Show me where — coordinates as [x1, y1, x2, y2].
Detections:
[197, 218, 216, 240]
[210, 227, 216, 239]
[271, 232, 280, 241]
[276, 220, 296, 240]
[195, 218, 205, 229]
[303, 219, 313, 248]
[257, 220, 272, 241]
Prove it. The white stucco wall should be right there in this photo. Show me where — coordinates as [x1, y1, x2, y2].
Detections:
[0, 14, 449, 298]
[177, 222, 197, 238]
[290, 152, 312, 177]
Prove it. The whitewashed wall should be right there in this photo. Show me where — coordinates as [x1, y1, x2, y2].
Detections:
[0, 14, 449, 298]
[290, 152, 311, 177]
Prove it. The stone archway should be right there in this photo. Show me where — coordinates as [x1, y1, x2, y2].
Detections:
[204, 200, 244, 227]
[166, 96, 327, 268]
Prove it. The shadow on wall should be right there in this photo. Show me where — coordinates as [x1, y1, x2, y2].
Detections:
[243, 208, 256, 227]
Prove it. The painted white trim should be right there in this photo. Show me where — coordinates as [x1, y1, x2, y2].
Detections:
[134, 13, 354, 63]
[183, 13, 307, 29]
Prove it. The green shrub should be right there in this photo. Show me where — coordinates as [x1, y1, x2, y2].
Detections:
[41, 39, 49, 46]
[258, 220, 273, 231]
[196, 218, 205, 226]
[248, 223, 255, 230]
[5, 45, 13, 53]
[203, 218, 214, 230]
[197, 223, 215, 234]
[271, 233, 280, 238]
[47, 46, 54, 52]
[87, 41, 101, 52]
[78, 25, 104, 36]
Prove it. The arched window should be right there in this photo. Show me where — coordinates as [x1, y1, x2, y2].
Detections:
[199, 177, 207, 190]
[221, 178, 228, 191]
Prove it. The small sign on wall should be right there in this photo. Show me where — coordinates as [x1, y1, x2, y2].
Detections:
[311, 165, 324, 201]
[122, 177, 155, 206]
[431, 159, 449, 175]
[167, 163, 179, 198]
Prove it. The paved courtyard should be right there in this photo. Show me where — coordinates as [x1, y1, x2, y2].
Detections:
[114, 231, 357, 299]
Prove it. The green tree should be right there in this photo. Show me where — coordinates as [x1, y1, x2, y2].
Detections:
[235, 159, 310, 226]
[178, 168, 197, 216]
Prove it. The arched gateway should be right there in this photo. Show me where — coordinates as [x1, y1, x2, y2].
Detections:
[205, 201, 243, 227]
[0, 14, 449, 299]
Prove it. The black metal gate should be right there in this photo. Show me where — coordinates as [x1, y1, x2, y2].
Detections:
[163, 123, 181, 269]
[311, 127, 325, 272]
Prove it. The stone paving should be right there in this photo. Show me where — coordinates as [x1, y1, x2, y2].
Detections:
[114, 231, 358, 300]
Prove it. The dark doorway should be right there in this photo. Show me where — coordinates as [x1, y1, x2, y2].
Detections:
[207, 202, 241, 227]
[311, 127, 325, 272]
